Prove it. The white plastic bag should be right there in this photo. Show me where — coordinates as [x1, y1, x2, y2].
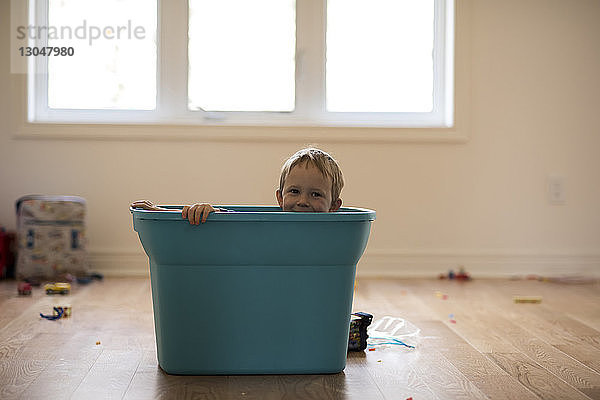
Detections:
[367, 316, 420, 348]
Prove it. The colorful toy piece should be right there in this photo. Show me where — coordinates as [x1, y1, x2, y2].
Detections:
[439, 266, 471, 281]
[18, 282, 32, 295]
[53, 306, 72, 318]
[44, 282, 71, 295]
[40, 306, 71, 320]
[348, 312, 373, 351]
[513, 296, 542, 304]
[455, 267, 471, 281]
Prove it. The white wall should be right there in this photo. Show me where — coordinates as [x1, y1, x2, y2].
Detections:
[1, 0, 599, 277]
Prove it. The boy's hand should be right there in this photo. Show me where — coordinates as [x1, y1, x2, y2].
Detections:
[130, 200, 167, 211]
[182, 203, 216, 224]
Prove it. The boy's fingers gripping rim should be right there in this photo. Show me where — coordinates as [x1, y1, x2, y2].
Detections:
[140, 201, 155, 210]
[201, 206, 210, 223]
[190, 205, 200, 225]
[177, 203, 216, 225]
[196, 205, 206, 225]
[192, 207, 199, 225]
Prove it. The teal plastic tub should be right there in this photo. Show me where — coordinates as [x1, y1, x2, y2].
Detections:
[131, 206, 375, 375]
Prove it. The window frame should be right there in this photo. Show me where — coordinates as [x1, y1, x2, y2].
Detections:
[25, 0, 455, 128]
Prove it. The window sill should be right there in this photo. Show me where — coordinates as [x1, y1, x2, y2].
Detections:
[12, 120, 469, 143]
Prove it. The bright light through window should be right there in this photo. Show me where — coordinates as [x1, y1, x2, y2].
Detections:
[28, 0, 453, 127]
[47, 0, 157, 110]
[327, 0, 434, 112]
[188, 0, 296, 112]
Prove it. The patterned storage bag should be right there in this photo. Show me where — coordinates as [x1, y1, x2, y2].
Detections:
[16, 195, 89, 280]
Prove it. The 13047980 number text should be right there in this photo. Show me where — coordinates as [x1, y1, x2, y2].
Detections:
[19, 47, 75, 56]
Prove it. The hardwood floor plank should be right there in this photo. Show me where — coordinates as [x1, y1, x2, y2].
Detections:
[488, 352, 592, 400]
[493, 279, 600, 332]
[461, 310, 600, 396]
[0, 285, 46, 329]
[411, 352, 489, 400]
[417, 321, 538, 399]
[478, 279, 600, 340]
[125, 372, 365, 400]
[350, 346, 438, 400]
[354, 279, 438, 324]
[504, 335, 600, 396]
[554, 342, 600, 374]
[125, 372, 226, 400]
[274, 374, 358, 400]
[18, 361, 93, 400]
[70, 349, 143, 400]
[506, 308, 600, 347]
[468, 375, 540, 400]
[0, 359, 50, 399]
[410, 282, 515, 353]
[330, 354, 387, 400]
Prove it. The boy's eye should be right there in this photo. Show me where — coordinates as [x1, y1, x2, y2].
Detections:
[312, 192, 322, 197]
[289, 188, 299, 194]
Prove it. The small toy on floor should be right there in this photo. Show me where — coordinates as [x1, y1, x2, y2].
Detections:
[435, 291, 449, 300]
[18, 282, 32, 295]
[348, 312, 373, 351]
[76, 272, 104, 284]
[44, 282, 71, 295]
[439, 266, 471, 281]
[55, 306, 71, 317]
[513, 296, 542, 304]
[40, 306, 71, 320]
[90, 272, 104, 280]
[76, 276, 93, 284]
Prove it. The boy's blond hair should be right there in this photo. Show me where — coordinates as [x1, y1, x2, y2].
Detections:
[279, 148, 344, 206]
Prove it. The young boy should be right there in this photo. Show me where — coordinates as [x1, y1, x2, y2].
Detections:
[131, 147, 344, 224]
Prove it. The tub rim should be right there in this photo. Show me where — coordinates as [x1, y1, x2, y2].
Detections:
[130, 205, 376, 222]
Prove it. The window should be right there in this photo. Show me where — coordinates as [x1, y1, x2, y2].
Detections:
[188, 0, 296, 112]
[327, 0, 434, 112]
[46, 0, 156, 110]
[23, 0, 454, 127]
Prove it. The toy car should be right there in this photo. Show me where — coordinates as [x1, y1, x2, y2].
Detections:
[18, 282, 32, 295]
[44, 282, 71, 295]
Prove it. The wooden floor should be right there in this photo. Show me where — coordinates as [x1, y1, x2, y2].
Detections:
[1, 276, 599, 400]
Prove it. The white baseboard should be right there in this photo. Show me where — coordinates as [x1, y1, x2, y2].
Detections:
[88, 250, 149, 277]
[356, 249, 600, 278]
[88, 249, 600, 279]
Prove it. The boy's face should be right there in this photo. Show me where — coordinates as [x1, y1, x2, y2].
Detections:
[276, 162, 342, 212]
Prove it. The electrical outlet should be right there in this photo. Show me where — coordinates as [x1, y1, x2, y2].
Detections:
[547, 175, 566, 204]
